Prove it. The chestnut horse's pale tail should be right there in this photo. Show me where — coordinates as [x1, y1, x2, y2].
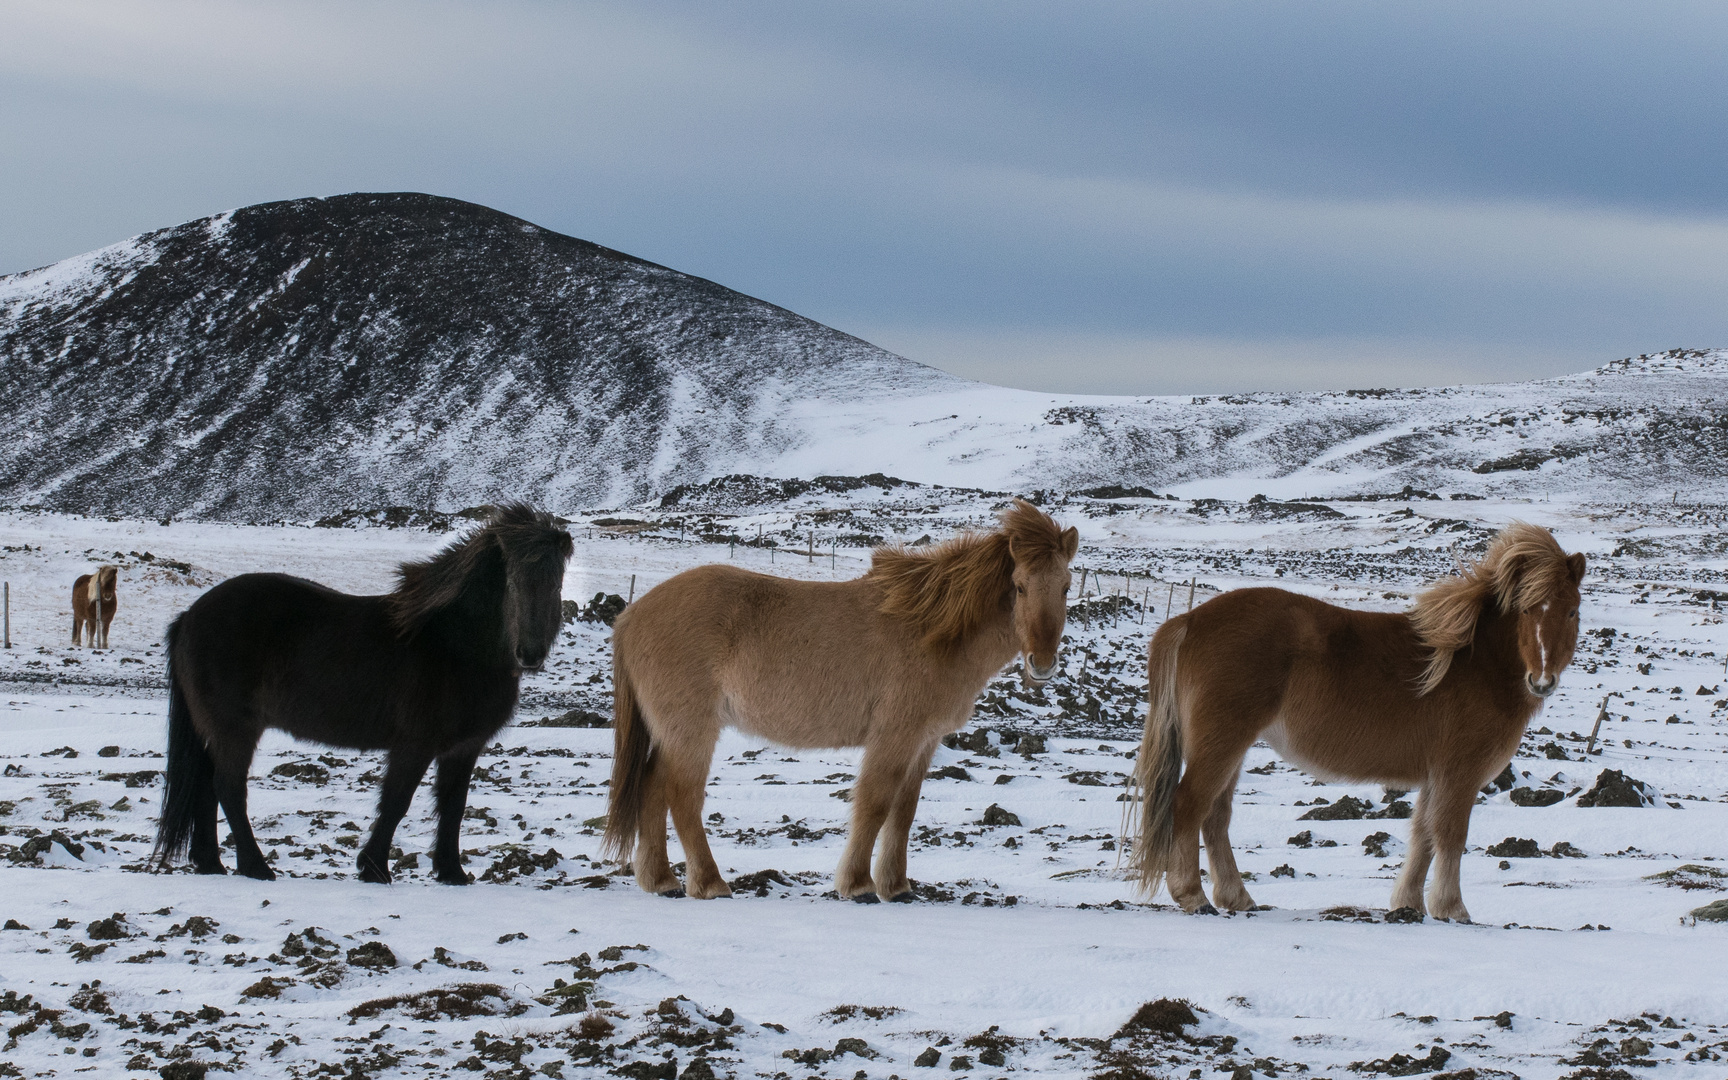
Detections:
[1129, 618, 1187, 898]
[602, 653, 652, 867]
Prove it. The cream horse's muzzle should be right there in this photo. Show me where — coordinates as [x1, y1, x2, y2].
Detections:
[1023, 654, 1060, 685]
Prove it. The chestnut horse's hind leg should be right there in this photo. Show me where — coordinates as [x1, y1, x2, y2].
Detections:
[663, 747, 730, 899]
[1200, 761, 1257, 911]
[1168, 736, 1256, 913]
[1419, 778, 1477, 923]
[357, 749, 435, 884]
[209, 744, 274, 881]
[1390, 787, 1436, 914]
[430, 746, 483, 885]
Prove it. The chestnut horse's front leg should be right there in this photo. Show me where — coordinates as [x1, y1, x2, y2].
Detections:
[1390, 787, 1436, 914]
[1421, 779, 1478, 923]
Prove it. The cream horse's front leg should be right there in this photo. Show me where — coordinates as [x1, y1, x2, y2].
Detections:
[836, 740, 922, 899]
[872, 740, 939, 901]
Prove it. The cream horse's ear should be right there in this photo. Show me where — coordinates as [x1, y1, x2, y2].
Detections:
[1060, 527, 1079, 561]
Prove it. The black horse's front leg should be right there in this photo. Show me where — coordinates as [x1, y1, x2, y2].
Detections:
[431, 746, 483, 885]
[357, 749, 435, 884]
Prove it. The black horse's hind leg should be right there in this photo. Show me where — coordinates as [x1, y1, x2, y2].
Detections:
[431, 746, 482, 885]
[358, 749, 434, 884]
[189, 776, 225, 875]
[210, 748, 274, 881]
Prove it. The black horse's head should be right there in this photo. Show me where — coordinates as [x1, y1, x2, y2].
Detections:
[390, 502, 574, 673]
[489, 503, 575, 672]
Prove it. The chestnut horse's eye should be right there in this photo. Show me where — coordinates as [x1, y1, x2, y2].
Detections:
[1061, 584, 1070, 595]
[1569, 610, 1579, 619]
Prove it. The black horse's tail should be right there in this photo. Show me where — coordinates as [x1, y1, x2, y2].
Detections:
[153, 616, 211, 868]
[601, 647, 653, 868]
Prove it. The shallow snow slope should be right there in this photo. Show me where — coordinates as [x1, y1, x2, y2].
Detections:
[1, 488, 1725, 1079]
[3, 192, 1725, 518]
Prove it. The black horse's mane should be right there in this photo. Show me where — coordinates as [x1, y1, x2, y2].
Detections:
[387, 502, 571, 634]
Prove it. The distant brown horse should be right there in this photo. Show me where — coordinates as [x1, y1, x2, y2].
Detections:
[1130, 522, 1584, 922]
[604, 499, 1079, 902]
[72, 565, 119, 648]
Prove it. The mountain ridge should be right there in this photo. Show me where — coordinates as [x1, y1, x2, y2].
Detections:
[2, 193, 1724, 519]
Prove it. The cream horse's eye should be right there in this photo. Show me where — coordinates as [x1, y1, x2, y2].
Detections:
[1015, 584, 1026, 596]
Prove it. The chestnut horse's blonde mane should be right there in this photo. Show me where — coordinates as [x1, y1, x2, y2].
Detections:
[870, 499, 1068, 651]
[1408, 521, 1574, 695]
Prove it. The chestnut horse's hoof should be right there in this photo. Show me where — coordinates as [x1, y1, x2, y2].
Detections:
[356, 853, 392, 884]
[850, 891, 881, 904]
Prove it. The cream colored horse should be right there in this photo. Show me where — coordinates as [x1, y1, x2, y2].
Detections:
[604, 500, 1078, 901]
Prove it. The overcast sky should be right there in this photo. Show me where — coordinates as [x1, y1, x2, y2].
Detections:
[5, 1, 1725, 394]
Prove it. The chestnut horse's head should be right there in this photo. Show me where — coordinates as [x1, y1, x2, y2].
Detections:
[1411, 522, 1586, 698]
[1513, 551, 1586, 698]
[1005, 501, 1079, 684]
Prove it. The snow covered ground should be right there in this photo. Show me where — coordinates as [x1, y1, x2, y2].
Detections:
[2, 490, 1726, 1079]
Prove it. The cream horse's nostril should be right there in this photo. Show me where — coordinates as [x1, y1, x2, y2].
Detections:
[1025, 655, 1060, 683]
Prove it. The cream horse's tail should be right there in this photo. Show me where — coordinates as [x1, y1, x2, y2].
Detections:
[1126, 618, 1186, 899]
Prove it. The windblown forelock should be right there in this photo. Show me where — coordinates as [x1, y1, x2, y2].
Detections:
[870, 500, 1067, 651]
[999, 498, 1069, 568]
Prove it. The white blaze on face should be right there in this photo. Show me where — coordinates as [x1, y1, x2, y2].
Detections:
[1535, 601, 1550, 676]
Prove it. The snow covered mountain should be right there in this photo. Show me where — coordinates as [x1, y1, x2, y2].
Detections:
[2, 192, 1723, 520]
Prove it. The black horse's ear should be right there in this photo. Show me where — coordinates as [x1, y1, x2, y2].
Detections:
[1060, 527, 1079, 561]
[1567, 551, 1586, 584]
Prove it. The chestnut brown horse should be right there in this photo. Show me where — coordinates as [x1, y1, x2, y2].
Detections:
[604, 499, 1078, 901]
[1130, 522, 1584, 922]
[72, 565, 119, 648]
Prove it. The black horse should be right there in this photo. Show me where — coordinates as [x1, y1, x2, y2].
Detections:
[154, 503, 573, 884]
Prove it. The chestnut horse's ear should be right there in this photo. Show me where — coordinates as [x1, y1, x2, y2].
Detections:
[1060, 527, 1079, 561]
[1567, 551, 1586, 584]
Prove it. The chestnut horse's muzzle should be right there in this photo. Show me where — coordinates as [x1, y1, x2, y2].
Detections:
[1526, 673, 1558, 698]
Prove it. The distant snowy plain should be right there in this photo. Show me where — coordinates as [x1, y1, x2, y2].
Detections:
[2, 473, 1726, 1080]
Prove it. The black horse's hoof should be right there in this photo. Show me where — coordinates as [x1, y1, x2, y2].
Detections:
[850, 891, 881, 904]
[1191, 903, 1219, 916]
[887, 891, 916, 903]
[238, 864, 276, 882]
[191, 861, 227, 876]
[434, 869, 473, 886]
[658, 888, 687, 899]
[356, 854, 392, 884]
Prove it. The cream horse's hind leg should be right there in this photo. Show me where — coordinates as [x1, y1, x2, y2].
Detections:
[631, 760, 680, 895]
[664, 745, 731, 899]
[1201, 759, 1257, 911]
